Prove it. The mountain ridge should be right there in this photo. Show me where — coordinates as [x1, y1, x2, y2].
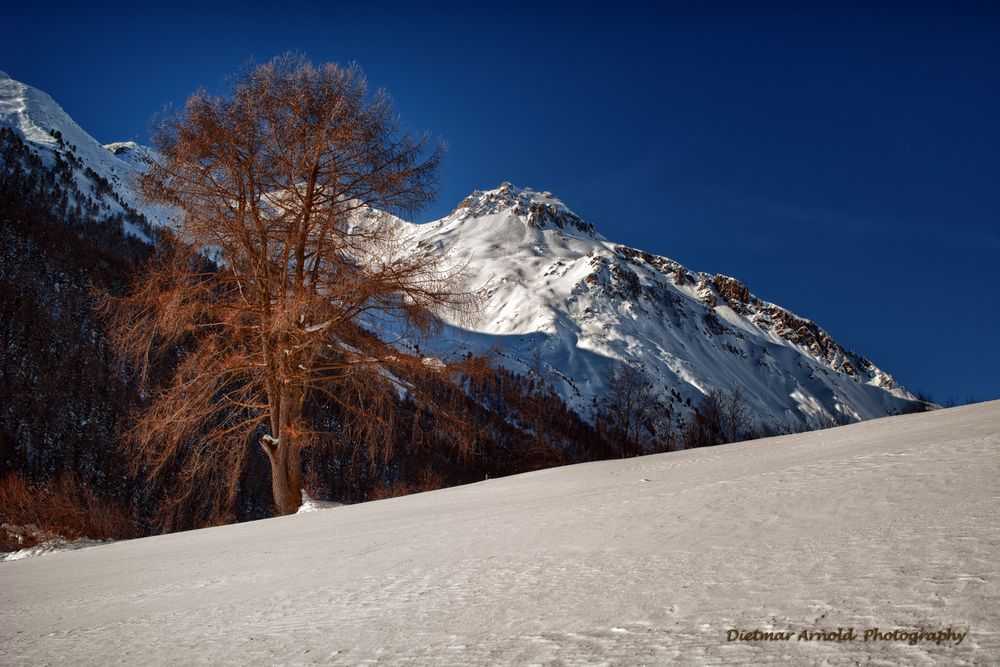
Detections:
[0, 73, 171, 233]
[397, 182, 913, 428]
[0, 73, 919, 433]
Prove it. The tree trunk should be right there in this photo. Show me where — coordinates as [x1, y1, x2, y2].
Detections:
[262, 387, 305, 515]
[267, 441, 302, 515]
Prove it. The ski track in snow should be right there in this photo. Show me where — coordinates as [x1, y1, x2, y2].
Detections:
[1, 402, 999, 665]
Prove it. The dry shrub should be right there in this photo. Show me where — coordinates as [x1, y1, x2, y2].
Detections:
[369, 470, 446, 501]
[0, 473, 140, 551]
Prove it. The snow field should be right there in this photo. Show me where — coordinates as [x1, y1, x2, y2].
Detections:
[1, 401, 997, 665]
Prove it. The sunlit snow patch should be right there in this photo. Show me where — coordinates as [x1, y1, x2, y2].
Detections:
[297, 491, 343, 514]
[0, 523, 109, 562]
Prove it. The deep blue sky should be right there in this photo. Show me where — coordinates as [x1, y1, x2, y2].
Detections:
[4, 1, 998, 402]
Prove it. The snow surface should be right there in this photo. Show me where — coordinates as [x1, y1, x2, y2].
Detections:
[297, 491, 343, 514]
[1, 535, 109, 562]
[1, 401, 997, 665]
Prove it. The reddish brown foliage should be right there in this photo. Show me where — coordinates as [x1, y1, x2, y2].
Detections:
[0, 473, 140, 551]
[103, 55, 484, 517]
[369, 470, 446, 501]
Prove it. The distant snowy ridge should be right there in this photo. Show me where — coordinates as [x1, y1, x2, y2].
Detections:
[104, 140, 159, 169]
[0, 72, 172, 234]
[0, 73, 918, 431]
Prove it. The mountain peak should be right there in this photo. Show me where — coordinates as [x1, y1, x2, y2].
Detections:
[104, 140, 157, 168]
[105, 140, 142, 153]
[453, 182, 600, 238]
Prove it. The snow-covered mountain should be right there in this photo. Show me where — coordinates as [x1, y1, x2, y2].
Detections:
[0, 71, 170, 236]
[0, 71, 918, 432]
[399, 183, 916, 428]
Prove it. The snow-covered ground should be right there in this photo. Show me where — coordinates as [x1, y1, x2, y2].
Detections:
[2, 401, 997, 665]
[0, 533, 108, 562]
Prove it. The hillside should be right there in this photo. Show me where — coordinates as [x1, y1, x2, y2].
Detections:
[2, 401, 997, 664]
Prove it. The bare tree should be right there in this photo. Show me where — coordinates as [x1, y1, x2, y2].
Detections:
[679, 387, 755, 449]
[104, 55, 480, 517]
[722, 386, 752, 442]
[595, 362, 673, 457]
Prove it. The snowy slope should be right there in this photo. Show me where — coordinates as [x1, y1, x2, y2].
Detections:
[398, 183, 916, 429]
[0, 71, 172, 233]
[1, 401, 997, 664]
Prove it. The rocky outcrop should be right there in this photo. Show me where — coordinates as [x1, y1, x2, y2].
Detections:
[455, 182, 597, 236]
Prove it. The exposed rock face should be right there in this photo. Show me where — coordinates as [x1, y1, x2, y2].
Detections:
[455, 182, 598, 237]
[704, 274, 891, 387]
